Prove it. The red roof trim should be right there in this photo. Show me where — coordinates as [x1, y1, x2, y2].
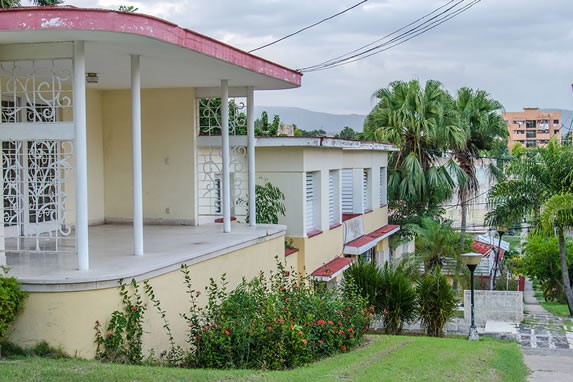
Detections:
[0, 7, 301, 87]
[285, 248, 299, 257]
[311, 257, 353, 279]
[345, 224, 400, 248]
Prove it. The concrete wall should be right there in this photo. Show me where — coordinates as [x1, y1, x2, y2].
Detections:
[102, 88, 196, 224]
[464, 290, 523, 326]
[9, 235, 284, 359]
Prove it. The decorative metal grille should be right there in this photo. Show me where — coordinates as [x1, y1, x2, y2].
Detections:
[197, 146, 248, 218]
[2, 140, 74, 253]
[198, 97, 247, 136]
[0, 59, 73, 124]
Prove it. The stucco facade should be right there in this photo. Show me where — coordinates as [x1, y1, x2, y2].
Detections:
[503, 108, 562, 150]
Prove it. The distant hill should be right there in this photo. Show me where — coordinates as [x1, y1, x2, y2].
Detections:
[254, 106, 367, 134]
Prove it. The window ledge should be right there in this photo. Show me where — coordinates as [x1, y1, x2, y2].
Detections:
[329, 223, 342, 230]
[342, 213, 361, 222]
[306, 229, 323, 239]
[215, 216, 237, 223]
[285, 247, 299, 257]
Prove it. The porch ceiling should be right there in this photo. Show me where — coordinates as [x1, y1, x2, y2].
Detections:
[0, 7, 302, 91]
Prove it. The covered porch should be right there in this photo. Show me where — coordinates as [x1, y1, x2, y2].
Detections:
[0, 7, 302, 275]
[6, 223, 286, 291]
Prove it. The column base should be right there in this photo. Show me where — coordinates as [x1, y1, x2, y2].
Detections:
[468, 326, 480, 341]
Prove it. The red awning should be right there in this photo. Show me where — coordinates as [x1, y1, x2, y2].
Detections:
[311, 257, 354, 281]
[471, 241, 505, 259]
[344, 224, 400, 255]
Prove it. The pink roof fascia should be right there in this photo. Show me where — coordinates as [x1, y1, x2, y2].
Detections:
[344, 224, 400, 255]
[311, 257, 354, 280]
[0, 7, 302, 87]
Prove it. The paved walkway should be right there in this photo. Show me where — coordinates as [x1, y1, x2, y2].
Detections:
[520, 279, 573, 381]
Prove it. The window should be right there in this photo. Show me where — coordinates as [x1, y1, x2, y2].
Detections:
[379, 167, 388, 206]
[526, 131, 536, 139]
[305, 172, 320, 234]
[554, 129, 560, 135]
[341, 168, 354, 214]
[328, 170, 340, 227]
[214, 176, 222, 214]
[526, 120, 536, 129]
[363, 169, 372, 211]
[514, 130, 525, 135]
[526, 140, 537, 147]
[553, 119, 559, 126]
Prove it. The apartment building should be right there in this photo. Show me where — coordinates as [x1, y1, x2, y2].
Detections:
[502, 108, 561, 150]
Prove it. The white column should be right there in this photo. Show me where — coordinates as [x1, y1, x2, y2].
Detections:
[73, 41, 89, 270]
[221, 80, 231, 233]
[131, 55, 144, 256]
[247, 86, 256, 227]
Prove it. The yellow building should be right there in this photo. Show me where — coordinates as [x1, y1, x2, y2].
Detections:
[0, 8, 396, 358]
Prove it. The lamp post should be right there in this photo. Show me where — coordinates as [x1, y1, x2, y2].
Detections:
[491, 226, 507, 290]
[461, 252, 483, 341]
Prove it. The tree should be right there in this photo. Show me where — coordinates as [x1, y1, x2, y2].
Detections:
[254, 111, 280, 136]
[0, 0, 21, 7]
[335, 126, 357, 140]
[487, 140, 573, 314]
[539, 193, 573, 314]
[32, 0, 63, 5]
[412, 218, 460, 272]
[452, 88, 507, 248]
[363, 79, 467, 230]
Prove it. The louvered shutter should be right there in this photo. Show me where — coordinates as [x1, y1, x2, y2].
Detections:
[305, 172, 314, 233]
[380, 167, 387, 206]
[329, 171, 335, 226]
[341, 168, 353, 213]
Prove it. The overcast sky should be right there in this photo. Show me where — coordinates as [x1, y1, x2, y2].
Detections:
[26, 0, 573, 116]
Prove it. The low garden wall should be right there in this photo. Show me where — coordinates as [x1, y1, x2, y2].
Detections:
[464, 290, 523, 326]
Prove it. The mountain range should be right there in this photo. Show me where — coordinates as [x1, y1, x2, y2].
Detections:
[254, 106, 573, 136]
[254, 106, 366, 134]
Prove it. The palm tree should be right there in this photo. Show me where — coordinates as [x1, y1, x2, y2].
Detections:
[0, 0, 21, 7]
[31, 0, 63, 5]
[412, 217, 460, 272]
[539, 193, 573, 314]
[364, 79, 467, 227]
[487, 140, 573, 314]
[452, 88, 507, 248]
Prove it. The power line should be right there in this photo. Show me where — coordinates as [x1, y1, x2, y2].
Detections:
[248, 1, 369, 53]
[300, 0, 481, 72]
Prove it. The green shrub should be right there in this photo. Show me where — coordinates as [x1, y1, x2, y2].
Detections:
[0, 339, 67, 359]
[416, 268, 457, 337]
[345, 261, 416, 335]
[377, 264, 417, 334]
[0, 267, 28, 340]
[183, 261, 370, 369]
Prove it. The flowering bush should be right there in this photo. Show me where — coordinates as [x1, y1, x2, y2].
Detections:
[182, 261, 370, 369]
[0, 267, 28, 341]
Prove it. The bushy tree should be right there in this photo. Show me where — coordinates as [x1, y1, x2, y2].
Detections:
[416, 268, 457, 337]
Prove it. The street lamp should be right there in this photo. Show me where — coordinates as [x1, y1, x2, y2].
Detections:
[461, 252, 483, 341]
[492, 226, 507, 290]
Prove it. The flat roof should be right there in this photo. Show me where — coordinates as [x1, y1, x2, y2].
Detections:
[0, 7, 302, 90]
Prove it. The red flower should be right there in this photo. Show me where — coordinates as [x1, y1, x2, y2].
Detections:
[278, 318, 285, 324]
[348, 327, 354, 333]
[339, 329, 345, 335]
[340, 345, 347, 351]
[211, 323, 218, 328]
[318, 340, 323, 345]
[365, 325, 369, 330]
[224, 330, 230, 336]
[267, 326, 273, 331]
[195, 290, 201, 297]
[369, 306, 375, 313]
[280, 287, 286, 292]
[328, 320, 334, 325]
[293, 284, 298, 289]
[301, 339, 307, 345]
[201, 327, 208, 332]
[284, 271, 290, 277]
[298, 330, 303, 336]
[131, 305, 137, 311]
[317, 319, 325, 325]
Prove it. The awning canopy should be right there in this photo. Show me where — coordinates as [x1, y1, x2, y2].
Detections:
[344, 224, 400, 255]
[311, 257, 354, 282]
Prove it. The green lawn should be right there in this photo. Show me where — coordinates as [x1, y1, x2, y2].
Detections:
[533, 289, 572, 318]
[0, 335, 527, 382]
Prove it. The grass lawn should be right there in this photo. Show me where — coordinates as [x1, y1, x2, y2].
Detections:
[533, 289, 572, 318]
[0, 335, 527, 382]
